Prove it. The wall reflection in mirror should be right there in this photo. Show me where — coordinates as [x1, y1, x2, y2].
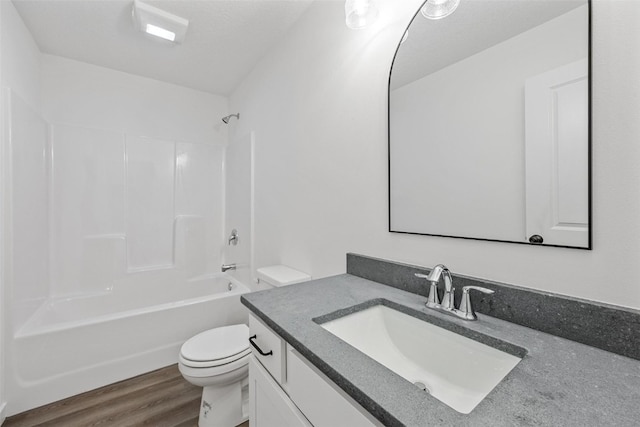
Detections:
[389, 0, 590, 248]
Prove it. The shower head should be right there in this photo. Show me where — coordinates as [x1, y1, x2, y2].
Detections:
[222, 113, 240, 124]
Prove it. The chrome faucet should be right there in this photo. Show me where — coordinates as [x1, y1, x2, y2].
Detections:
[416, 264, 455, 310]
[221, 263, 236, 272]
[415, 264, 494, 321]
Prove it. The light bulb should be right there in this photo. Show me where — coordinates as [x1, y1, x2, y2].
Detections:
[345, 0, 379, 30]
[421, 0, 461, 20]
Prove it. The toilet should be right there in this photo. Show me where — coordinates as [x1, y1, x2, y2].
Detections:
[179, 324, 251, 427]
[178, 265, 310, 427]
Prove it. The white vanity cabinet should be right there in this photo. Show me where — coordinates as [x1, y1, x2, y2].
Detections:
[248, 313, 381, 427]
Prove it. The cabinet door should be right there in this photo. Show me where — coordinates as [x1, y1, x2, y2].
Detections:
[249, 355, 311, 427]
[287, 347, 380, 427]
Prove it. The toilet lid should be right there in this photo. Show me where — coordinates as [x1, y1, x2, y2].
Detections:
[180, 324, 249, 362]
[180, 347, 251, 369]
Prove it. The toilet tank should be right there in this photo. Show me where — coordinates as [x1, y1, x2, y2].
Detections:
[256, 265, 311, 288]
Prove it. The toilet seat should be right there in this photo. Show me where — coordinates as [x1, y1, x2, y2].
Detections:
[180, 324, 249, 360]
[179, 351, 250, 379]
[178, 324, 250, 374]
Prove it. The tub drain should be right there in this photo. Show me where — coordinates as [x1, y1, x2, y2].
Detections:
[413, 381, 431, 394]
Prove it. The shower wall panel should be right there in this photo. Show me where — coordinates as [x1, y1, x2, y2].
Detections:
[41, 54, 228, 299]
[175, 142, 224, 276]
[50, 124, 125, 296]
[49, 124, 224, 297]
[6, 91, 49, 329]
[125, 136, 175, 271]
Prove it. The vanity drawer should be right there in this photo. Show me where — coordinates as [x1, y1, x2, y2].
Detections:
[286, 346, 380, 427]
[249, 313, 286, 385]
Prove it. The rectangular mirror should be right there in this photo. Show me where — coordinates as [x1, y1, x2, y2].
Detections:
[389, 0, 591, 249]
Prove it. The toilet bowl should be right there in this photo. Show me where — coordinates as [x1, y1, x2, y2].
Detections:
[178, 324, 250, 427]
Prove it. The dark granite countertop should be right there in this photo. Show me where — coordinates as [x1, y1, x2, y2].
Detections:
[241, 274, 640, 427]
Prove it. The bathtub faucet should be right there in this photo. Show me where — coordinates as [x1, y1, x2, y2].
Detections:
[221, 263, 236, 272]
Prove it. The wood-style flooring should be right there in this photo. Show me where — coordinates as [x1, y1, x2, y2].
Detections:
[4, 364, 250, 427]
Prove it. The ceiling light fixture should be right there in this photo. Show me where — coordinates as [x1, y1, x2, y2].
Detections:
[421, 0, 461, 20]
[132, 0, 189, 44]
[345, 0, 379, 30]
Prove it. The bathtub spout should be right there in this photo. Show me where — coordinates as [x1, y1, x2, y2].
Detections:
[221, 264, 236, 272]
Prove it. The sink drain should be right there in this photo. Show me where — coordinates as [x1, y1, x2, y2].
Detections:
[413, 381, 431, 394]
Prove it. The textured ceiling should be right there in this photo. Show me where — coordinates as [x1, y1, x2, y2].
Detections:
[391, 0, 587, 89]
[12, 0, 315, 95]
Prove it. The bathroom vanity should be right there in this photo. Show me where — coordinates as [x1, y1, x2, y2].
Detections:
[242, 255, 640, 426]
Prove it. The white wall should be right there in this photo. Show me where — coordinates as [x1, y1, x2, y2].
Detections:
[390, 6, 588, 241]
[0, 1, 40, 112]
[1, 0, 45, 419]
[42, 54, 226, 144]
[41, 55, 230, 297]
[230, 0, 640, 310]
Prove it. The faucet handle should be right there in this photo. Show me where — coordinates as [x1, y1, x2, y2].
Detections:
[415, 273, 440, 307]
[457, 286, 495, 321]
[228, 229, 239, 246]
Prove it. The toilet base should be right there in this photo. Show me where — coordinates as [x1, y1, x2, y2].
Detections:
[198, 379, 248, 427]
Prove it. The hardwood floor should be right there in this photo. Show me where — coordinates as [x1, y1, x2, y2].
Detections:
[4, 365, 250, 427]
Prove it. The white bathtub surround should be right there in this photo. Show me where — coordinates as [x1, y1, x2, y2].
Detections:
[224, 132, 256, 287]
[1, 1, 45, 418]
[48, 123, 224, 297]
[11, 275, 249, 415]
[1, 49, 236, 415]
[3, 91, 50, 330]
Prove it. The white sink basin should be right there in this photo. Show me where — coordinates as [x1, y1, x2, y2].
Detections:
[319, 305, 523, 414]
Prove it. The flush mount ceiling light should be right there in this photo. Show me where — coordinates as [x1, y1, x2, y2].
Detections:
[345, 0, 379, 30]
[421, 0, 461, 20]
[132, 0, 189, 44]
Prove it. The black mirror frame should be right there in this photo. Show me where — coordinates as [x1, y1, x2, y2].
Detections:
[387, 0, 593, 250]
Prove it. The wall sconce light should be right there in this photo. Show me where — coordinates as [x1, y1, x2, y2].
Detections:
[132, 0, 189, 44]
[345, 0, 379, 30]
[421, 0, 461, 20]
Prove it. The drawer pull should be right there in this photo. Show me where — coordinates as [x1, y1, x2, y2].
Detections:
[249, 334, 273, 356]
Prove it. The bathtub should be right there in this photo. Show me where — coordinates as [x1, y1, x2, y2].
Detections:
[7, 274, 250, 416]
